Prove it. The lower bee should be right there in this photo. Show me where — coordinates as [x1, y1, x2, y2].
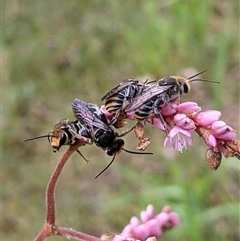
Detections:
[124, 70, 219, 126]
[24, 119, 92, 162]
[101, 79, 152, 126]
[71, 98, 153, 178]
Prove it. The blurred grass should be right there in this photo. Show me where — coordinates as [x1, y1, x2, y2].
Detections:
[2, 0, 240, 241]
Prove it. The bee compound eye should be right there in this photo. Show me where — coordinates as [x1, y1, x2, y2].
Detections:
[183, 83, 190, 93]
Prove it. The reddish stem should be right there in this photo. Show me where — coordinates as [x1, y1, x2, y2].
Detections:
[33, 139, 88, 241]
[56, 227, 102, 241]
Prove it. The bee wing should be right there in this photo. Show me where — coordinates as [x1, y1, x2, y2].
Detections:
[101, 79, 140, 101]
[124, 85, 170, 113]
[71, 99, 111, 132]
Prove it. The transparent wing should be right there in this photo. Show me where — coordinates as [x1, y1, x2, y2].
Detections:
[71, 99, 111, 132]
[124, 84, 170, 113]
[101, 79, 140, 101]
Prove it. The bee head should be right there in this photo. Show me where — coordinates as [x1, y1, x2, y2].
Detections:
[107, 139, 124, 156]
[49, 129, 67, 152]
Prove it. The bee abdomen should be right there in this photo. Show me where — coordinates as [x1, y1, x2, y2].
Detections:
[134, 102, 153, 121]
[105, 95, 124, 113]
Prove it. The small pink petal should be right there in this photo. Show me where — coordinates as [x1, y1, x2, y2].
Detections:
[195, 110, 221, 126]
[164, 126, 193, 152]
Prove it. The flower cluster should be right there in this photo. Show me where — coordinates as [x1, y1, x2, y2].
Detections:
[111, 205, 179, 241]
[101, 96, 239, 170]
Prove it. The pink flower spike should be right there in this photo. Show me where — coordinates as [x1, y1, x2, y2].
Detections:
[164, 126, 193, 152]
[174, 113, 196, 130]
[195, 110, 221, 126]
[206, 134, 217, 147]
[177, 102, 201, 114]
[168, 212, 180, 226]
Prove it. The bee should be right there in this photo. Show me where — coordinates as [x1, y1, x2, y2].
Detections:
[101, 79, 152, 126]
[24, 119, 92, 162]
[124, 70, 220, 124]
[71, 98, 153, 178]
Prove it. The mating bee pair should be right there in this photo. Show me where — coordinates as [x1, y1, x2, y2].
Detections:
[25, 70, 219, 177]
[102, 70, 218, 129]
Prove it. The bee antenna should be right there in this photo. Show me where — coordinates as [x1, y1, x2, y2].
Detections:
[24, 135, 49, 142]
[122, 148, 153, 155]
[189, 78, 220, 84]
[188, 70, 207, 79]
[95, 155, 116, 179]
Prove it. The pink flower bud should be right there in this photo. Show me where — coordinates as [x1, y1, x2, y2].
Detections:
[145, 219, 162, 237]
[168, 212, 180, 226]
[174, 113, 196, 130]
[195, 110, 221, 126]
[148, 116, 168, 131]
[121, 225, 132, 236]
[177, 102, 201, 113]
[161, 205, 171, 213]
[133, 224, 149, 240]
[161, 101, 178, 116]
[206, 134, 217, 147]
[130, 217, 140, 228]
[211, 121, 236, 141]
[140, 211, 149, 223]
[155, 212, 169, 225]
[146, 205, 155, 218]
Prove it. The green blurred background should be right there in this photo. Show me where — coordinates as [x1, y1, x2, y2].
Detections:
[3, 1, 239, 240]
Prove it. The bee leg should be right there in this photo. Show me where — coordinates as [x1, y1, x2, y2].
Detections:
[118, 124, 136, 137]
[76, 149, 90, 163]
[153, 99, 168, 133]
